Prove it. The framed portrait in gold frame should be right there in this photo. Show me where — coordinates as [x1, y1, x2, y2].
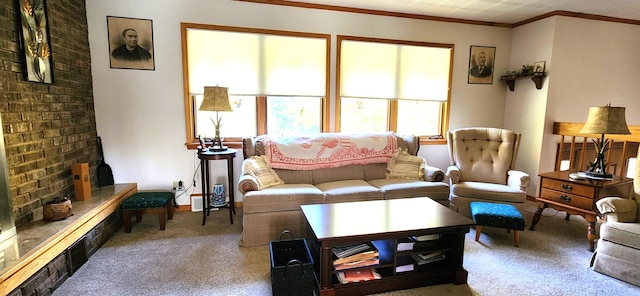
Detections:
[107, 16, 155, 70]
[468, 45, 495, 85]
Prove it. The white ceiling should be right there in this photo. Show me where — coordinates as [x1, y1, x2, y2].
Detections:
[286, 0, 640, 24]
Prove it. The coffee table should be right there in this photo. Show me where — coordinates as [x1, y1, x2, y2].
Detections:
[301, 197, 475, 296]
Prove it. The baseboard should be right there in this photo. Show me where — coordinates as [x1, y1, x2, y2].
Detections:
[188, 194, 242, 212]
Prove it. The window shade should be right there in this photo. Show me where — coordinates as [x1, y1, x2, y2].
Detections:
[340, 40, 451, 101]
[187, 28, 327, 97]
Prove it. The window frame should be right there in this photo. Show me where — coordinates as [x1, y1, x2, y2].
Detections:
[335, 35, 453, 145]
[181, 22, 331, 149]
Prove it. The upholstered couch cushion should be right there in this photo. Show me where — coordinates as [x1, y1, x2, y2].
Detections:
[451, 181, 525, 203]
[386, 149, 425, 180]
[599, 221, 640, 250]
[312, 166, 365, 184]
[367, 179, 449, 202]
[316, 180, 384, 203]
[243, 155, 284, 189]
[272, 169, 314, 184]
[242, 184, 324, 213]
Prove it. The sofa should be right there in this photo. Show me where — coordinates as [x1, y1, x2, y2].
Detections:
[237, 132, 450, 246]
[590, 149, 640, 287]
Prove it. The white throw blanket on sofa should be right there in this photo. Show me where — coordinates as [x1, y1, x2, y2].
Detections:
[263, 132, 398, 170]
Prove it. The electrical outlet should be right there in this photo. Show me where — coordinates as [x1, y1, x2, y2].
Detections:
[173, 180, 185, 190]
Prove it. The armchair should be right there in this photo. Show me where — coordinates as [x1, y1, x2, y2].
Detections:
[445, 127, 530, 218]
[591, 150, 640, 287]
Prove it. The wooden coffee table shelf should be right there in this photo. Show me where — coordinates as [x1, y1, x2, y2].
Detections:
[301, 198, 475, 296]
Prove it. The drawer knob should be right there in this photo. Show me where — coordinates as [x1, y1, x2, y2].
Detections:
[560, 195, 571, 202]
[561, 184, 573, 191]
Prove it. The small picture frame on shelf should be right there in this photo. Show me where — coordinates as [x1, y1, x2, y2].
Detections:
[534, 61, 546, 73]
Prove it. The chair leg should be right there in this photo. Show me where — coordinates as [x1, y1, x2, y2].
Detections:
[158, 206, 166, 230]
[514, 230, 520, 247]
[475, 226, 482, 242]
[123, 209, 132, 233]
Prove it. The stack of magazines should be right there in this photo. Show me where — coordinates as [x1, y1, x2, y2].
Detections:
[336, 268, 382, 283]
[411, 250, 445, 265]
[332, 243, 379, 271]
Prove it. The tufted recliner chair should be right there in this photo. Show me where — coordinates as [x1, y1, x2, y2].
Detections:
[590, 149, 640, 287]
[445, 127, 530, 218]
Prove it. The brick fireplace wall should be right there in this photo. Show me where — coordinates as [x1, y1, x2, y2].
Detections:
[0, 0, 98, 226]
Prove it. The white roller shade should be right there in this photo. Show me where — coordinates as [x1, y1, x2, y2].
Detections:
[187, 28, 327, 97]
[340, 40, 451, 101]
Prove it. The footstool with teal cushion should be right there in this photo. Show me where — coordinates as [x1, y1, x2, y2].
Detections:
[121, 191, 175, 233]
[470, 201, 525, 247]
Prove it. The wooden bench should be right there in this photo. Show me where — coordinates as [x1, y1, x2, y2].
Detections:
[121, 191, 175, 232]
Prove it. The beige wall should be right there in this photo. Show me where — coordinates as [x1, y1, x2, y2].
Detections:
[505, 16, 640, 195]
[86, 0, 512, 204]
[505, 17, 556, 195]
[86, 1, 640, 203]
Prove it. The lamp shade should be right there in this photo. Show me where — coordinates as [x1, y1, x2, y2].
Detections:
[579, 105, 631, 135]
[199, 86, 233, 112]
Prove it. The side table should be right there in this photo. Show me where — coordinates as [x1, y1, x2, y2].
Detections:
[529, 171, 633, 251]
[198, 148, 237, 225]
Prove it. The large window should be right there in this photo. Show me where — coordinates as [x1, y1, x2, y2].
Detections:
[182, 23, 329, 147]
[182, 24, 453, 148]
[337, 36, 452, 139]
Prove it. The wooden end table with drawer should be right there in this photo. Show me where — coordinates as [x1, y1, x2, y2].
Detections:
[529, 171, 633, 251]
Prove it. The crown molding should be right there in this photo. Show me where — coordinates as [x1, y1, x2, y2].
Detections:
[237, 0, 640, 28]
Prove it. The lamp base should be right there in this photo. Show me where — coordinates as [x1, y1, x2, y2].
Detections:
[581, 171, 613, 180]
[211, 134, 226, 152]
[209, 146, 228, 152]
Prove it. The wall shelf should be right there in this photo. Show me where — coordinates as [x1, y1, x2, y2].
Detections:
[501, 72, 546, 91]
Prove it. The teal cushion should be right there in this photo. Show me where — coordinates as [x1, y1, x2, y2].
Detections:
[121, 192, 173, 209]
[470, 201, 525, 230]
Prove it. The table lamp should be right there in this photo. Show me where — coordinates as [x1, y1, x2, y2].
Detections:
[579, 104, 631, 179]
[199, 86, 233, 151]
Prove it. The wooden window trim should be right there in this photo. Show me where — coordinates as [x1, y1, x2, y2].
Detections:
[181, 23, 330, 148]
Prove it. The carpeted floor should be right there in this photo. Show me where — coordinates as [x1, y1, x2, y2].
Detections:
[52, 202, 639, 296]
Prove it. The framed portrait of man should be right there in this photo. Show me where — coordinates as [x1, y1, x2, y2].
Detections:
[468, 46, 495, 84]
[107, 16, 155, 70]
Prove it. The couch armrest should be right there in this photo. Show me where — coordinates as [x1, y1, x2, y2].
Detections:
[238, 174, 260, 195]
[445, 165, 460, 184]
[596, 197, 638, 223]
[423, 165, 445, 182]
[507, 170, 530, 191]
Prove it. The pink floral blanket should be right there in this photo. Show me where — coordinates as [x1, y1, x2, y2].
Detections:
[263, 132, 398, 170]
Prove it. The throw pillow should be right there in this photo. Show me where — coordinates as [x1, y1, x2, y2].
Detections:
[243, 155, 284, 189]
[386, 148, 425, 180]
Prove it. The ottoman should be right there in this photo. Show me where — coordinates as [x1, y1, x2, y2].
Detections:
[470, 201, 525, 247]
[121, 192, 175, 233]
